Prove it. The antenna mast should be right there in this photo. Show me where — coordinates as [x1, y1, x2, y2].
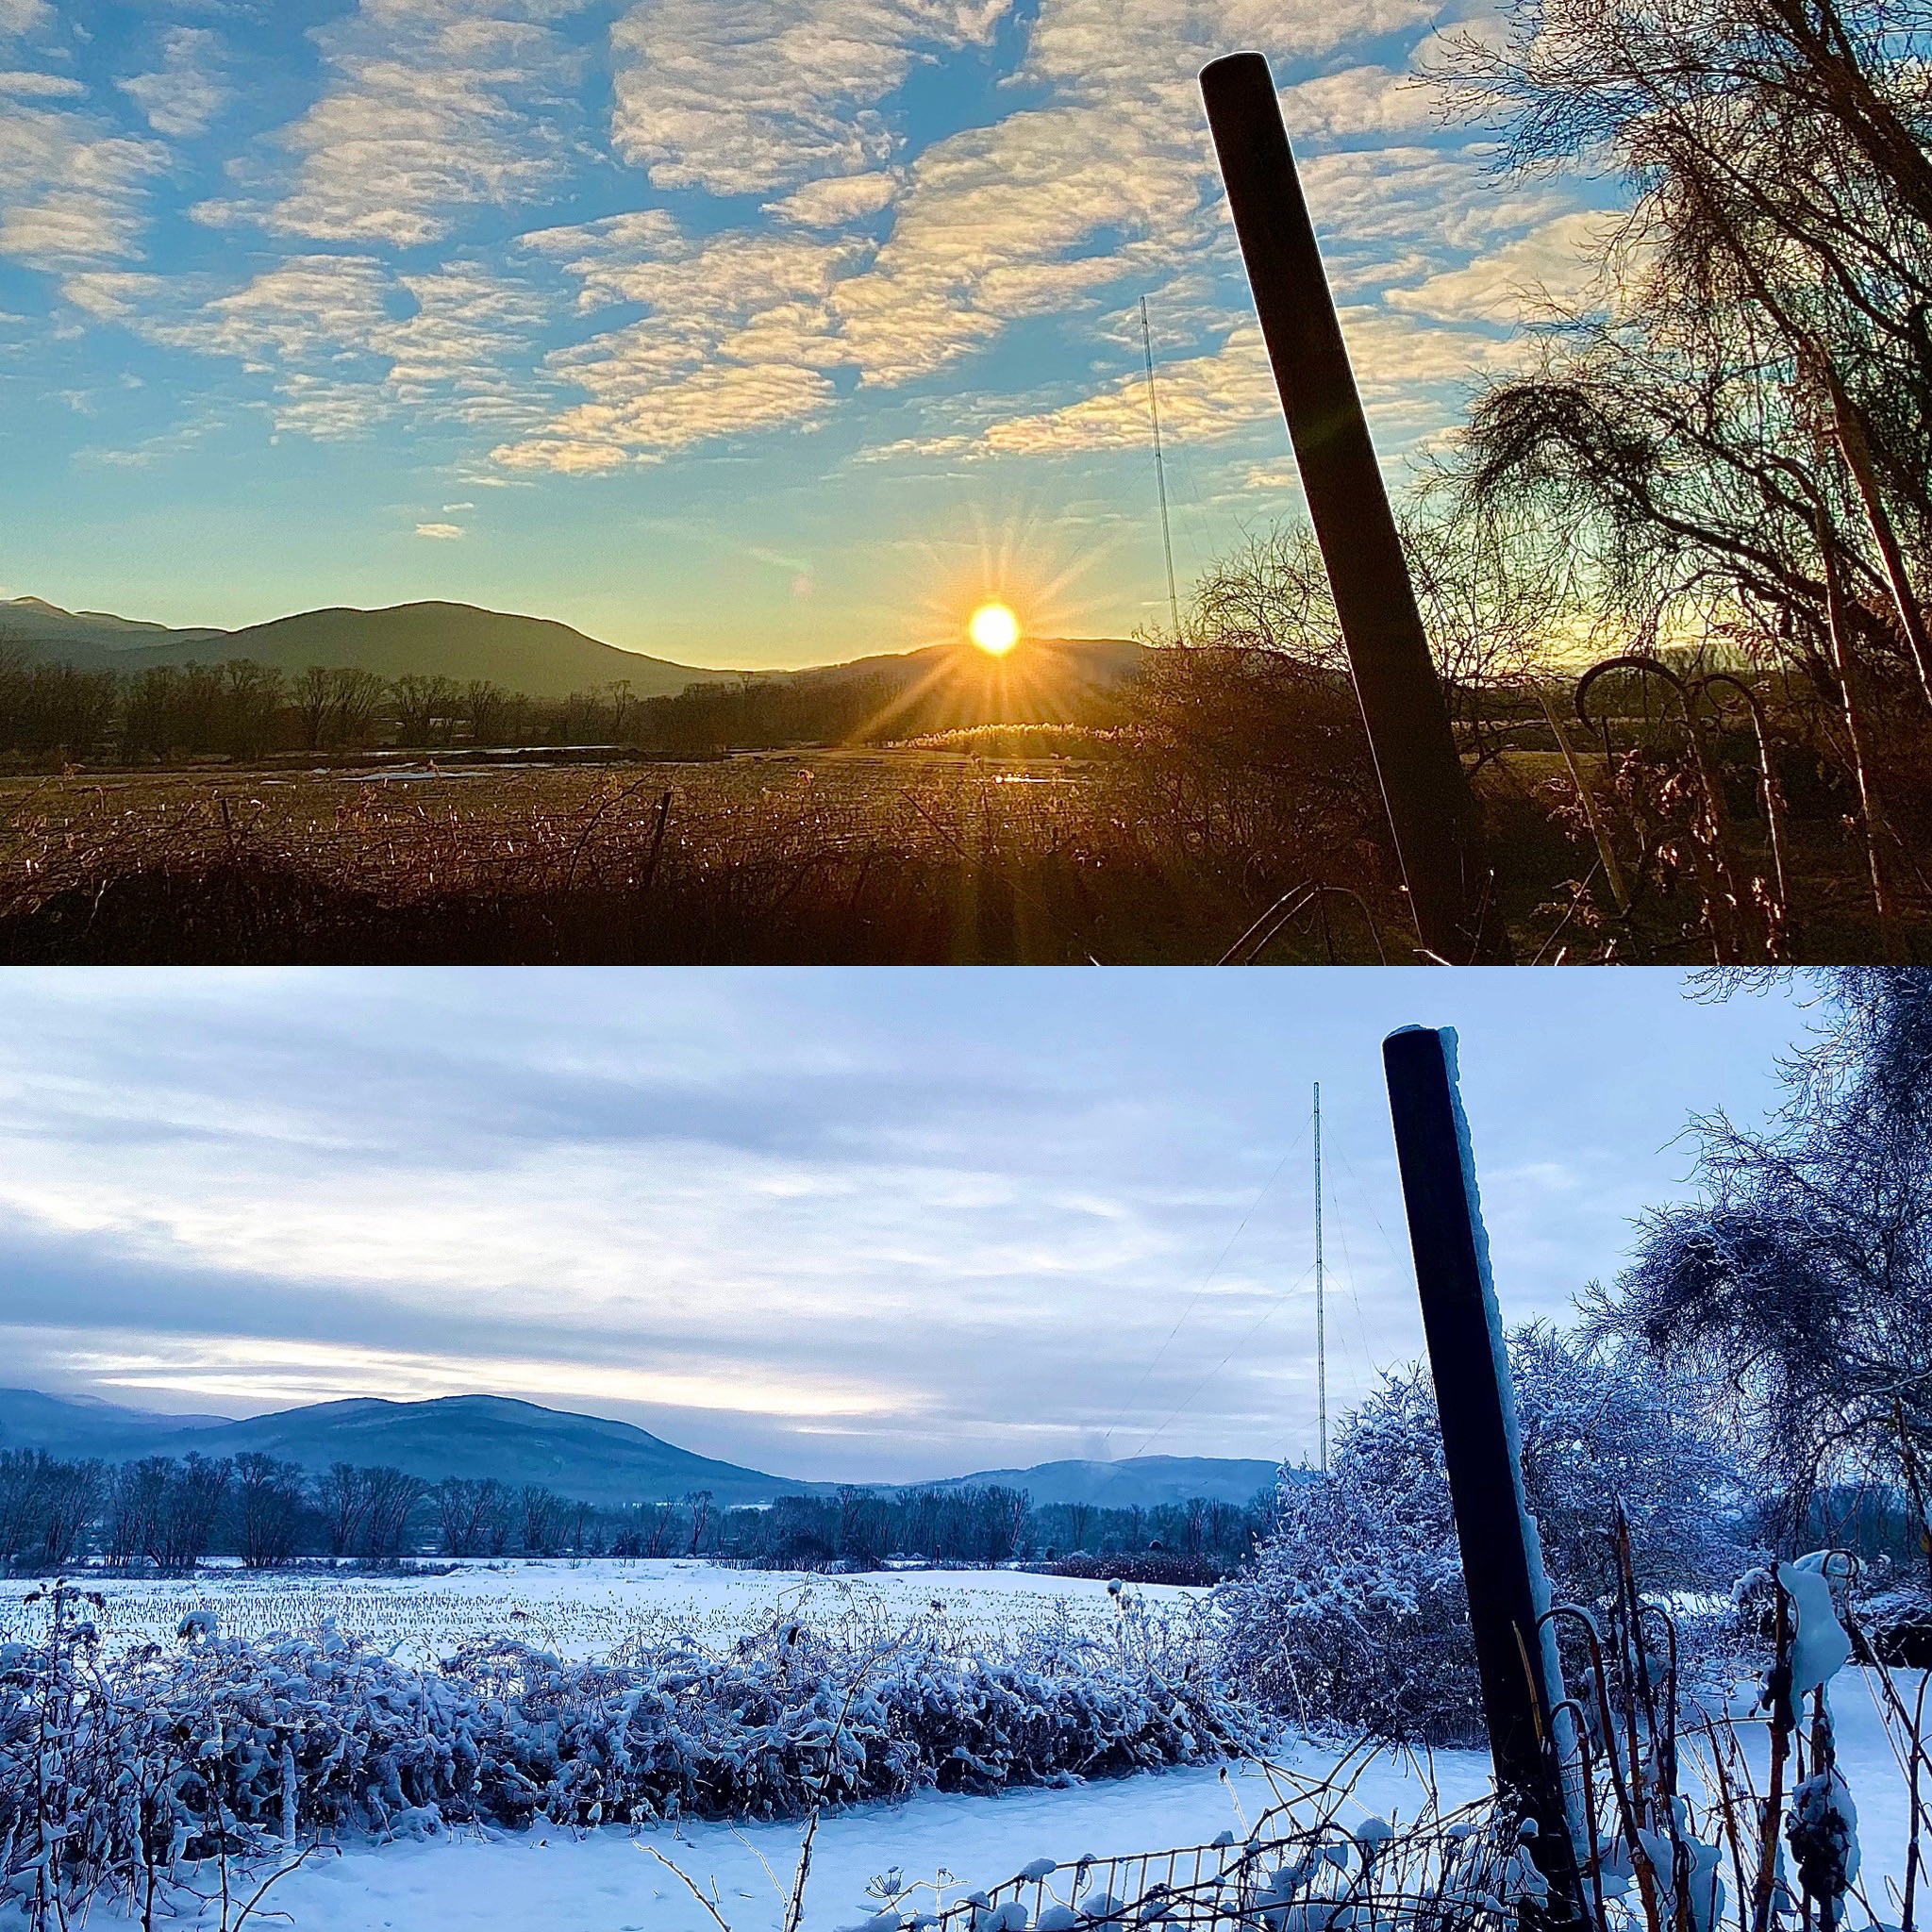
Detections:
[1315, 1081, 1326, 1474]
[1141, 296, 1182, 642]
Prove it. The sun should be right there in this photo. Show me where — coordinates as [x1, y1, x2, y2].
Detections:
[968, 602, 1022, 656]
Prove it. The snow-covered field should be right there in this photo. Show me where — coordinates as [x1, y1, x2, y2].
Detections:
[0, 1558, 1196, 1665]
[75, 1666, 1924, 1932]
[6, 1562, 1922, 1932]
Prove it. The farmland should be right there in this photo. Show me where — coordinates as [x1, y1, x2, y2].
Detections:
[1, 1557, 1924, 1932]
[1, 721, 1923, 963]
[0, 1558, 1194, 1666]
[0, 749, 1329, 966]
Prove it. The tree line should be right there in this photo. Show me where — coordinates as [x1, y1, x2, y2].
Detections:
[0, 651, 1129, 765]
[0, 656, 699, 762]
[0, 1448, 1268, 1577]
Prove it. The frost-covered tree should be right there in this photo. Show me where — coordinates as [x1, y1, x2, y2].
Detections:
[1218, 1324, 1749, 1739]
[1593, 969, 1932, 1568]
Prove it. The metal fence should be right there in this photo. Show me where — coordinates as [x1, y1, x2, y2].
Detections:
[917, 1757, 1507, 1932]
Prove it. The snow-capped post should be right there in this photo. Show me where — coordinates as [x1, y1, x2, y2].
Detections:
[1198, 53, 1509, 965]
[1381, 1024, 1586, 1922]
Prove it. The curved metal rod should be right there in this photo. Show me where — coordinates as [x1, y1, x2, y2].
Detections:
[1692, 671, 1792, 955]
[1223, 884, 1390, 966]
[1540, 1603, 1668, 1932]
[1546, 1692, 1610, 1932]
[1575, 654, 1749, 962]
[1635, 1601, 1680, 1805]
[1218, 882, 1317, 965]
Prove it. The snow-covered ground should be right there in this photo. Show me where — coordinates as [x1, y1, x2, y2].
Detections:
[82, 1668, 1925, 1932]
[10, 1563, 1921, 1932]
[92, 1753, 1490, 1932]
[0, 1558, 1197, 1664]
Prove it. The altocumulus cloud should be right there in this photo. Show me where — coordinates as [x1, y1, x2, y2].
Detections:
[1, 0, 1617, 504]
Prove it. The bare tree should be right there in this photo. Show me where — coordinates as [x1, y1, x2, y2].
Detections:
[314, 1462, 370, 1560]
[233, 1454, 307, 1569]
[357, 1466, 428, 1561]
[683, 1489, 713, 1558]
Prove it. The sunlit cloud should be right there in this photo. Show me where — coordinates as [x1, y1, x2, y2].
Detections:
[39, 1330, 911, 1422]
[118, 27, 227, 139]
[1386, 209, 1624, 323]
[609, 0, 1013, 195]
[205, 0, 593, 249]
[0, 94, 167, 269]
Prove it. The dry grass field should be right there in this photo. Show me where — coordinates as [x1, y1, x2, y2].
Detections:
[0, 737, 1921, 964]
[0, 749, 1371, 965]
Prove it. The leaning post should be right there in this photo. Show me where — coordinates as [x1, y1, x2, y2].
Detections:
[1381, 1024, 1586, 1918]
[1200, 54, 1511, 963]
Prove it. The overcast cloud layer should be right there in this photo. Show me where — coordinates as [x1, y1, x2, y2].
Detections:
[0, 0, 1609, 662]
[0, 969, 1810, 1484]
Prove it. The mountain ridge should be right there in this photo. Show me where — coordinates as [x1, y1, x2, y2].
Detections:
[1, 597, 1145, 708]
[0, 1388, 1279, 1511]
[0, 598, 734, 703]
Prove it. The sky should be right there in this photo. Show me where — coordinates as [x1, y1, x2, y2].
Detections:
[0, 967, 1819, 1485]
[0, 0, 1609, 668]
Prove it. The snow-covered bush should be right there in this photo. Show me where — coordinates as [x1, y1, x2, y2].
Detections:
[1217, 1324, 1753, 1739]
[0, 1590, 1263, 1924]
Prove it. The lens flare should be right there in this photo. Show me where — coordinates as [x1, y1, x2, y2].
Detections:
[968, 603, 1021, 656]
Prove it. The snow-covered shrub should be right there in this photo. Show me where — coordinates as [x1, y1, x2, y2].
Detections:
[0, 1593, 1263, 1924]
[1217, 1324, 1753, 1739]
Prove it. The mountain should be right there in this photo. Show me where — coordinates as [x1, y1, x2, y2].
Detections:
[0, 1391, 820, 1507]
[1, 599, 734, 702]
[0, 1387, 229, 1456]
[1, 597, 1145, 717]
[916, 1456, 1281, 1509]
[0, 597, 225, 664]
[1, 1389, 1280, 1512]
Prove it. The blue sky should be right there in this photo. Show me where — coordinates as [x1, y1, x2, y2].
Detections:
[0, 0, 1606, 667]
[0, 968, 1814, 1483]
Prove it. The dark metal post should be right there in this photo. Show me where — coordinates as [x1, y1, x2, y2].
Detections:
[1381, 1025, 1585, 1917]
[1200, 54, 1510, 963]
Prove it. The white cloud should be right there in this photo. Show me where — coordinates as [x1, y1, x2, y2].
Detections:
[765, 170, 899, 228]
[1386, 209, 1621, 322]
[0, 70, 82, 98]
[1018, 0, 1436, 98]
[69, 253, 553, 442]
[221, 0, 593, 248]
[118, 27, 227, 139]
[884, 308, 1516, 461]
[415, 520, 466, 538]
[1280, 65, 1438, 141]
[0, 98, 166, 269]
[609, 0, 1012, 196]
[0, 0, 51, 35]
[497, 220, 857, 467]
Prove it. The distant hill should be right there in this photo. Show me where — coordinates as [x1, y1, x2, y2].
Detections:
[2, 597, 1143, 718]
[1, 599, 732, 703]
[0, 1390, 1282, 1513]
[128, 1395, 821, 1508]
[640, 636, 1147, 749]
[913, 1456, 1281, 1509]
[0, 597, 225, 663]
[0, 1387, 229, 1456]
